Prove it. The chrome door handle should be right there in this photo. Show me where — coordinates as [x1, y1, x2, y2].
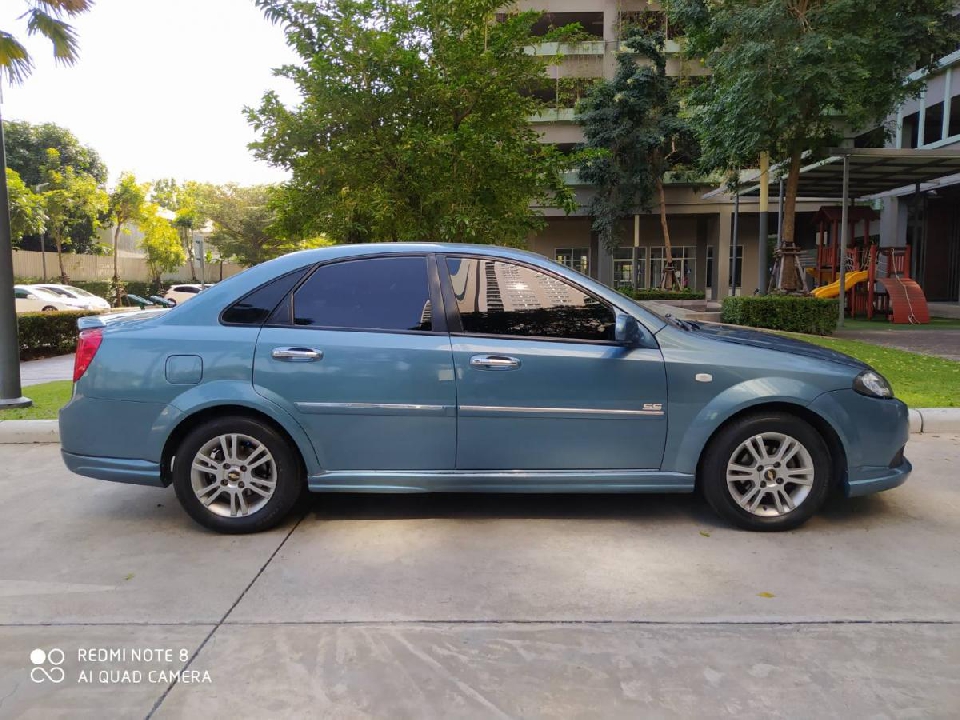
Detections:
[271, 347, 323, 362]
[470, 354, 521, 371]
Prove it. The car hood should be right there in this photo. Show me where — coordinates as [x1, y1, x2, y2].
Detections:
[693, 323, 869, 371]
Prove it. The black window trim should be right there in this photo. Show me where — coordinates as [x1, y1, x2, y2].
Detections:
[258, 252, 447, 336]
[219, 265, 313, 327]
[438, 253, 625, 347]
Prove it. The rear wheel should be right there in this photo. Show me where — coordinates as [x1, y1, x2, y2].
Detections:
[172, 416, 303, 534]
[701, 412, 831, 531]
[41, 306, 57, 312]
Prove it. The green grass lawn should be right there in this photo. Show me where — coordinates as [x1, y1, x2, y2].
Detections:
[0, 381, 72, 420]
[780, 333, 960, 408]
[839, 316, 960, 332]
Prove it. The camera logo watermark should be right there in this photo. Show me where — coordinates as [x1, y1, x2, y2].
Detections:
[30, 648, 65, 684]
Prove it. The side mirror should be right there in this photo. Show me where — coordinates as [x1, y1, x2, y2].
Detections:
[615, 313, 642, 347]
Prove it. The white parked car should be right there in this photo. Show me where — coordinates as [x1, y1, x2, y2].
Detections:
[163, 283, 213, 306]
[13, 285, 80, 313]
[35, 284, 111, 311]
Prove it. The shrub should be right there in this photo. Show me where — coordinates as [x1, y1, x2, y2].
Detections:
[721, 295, 839, 335]
[632, 288, 706, 301]
[18, 311, 101, 360]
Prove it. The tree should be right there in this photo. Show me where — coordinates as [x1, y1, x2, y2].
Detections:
[40, 150, 107, 282]
[577, 28, 698, 290]
[1, 0, 94, 407]
[105, 173, 147, 305]
[668, 0, 960, 292]
[5, 168, 45, 243]
[138, 203, 186, 288]
[3, 120, 107, 187]
[200, 184, 324, 266]
[151, 179, 206, 280]
[250, 0, 578, 245]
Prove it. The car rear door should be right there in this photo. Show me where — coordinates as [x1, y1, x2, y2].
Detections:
[252, 254, 457, 472]
[440, 255, 668, 471]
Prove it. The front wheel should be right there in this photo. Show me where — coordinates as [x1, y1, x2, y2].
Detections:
[41, 306, 57, 312]
[700, 412, 832, 531]
[172, 416, 303, 534]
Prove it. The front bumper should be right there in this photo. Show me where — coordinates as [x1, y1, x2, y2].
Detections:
[845, 456, 912, 497]
[61, 450, 165, 487]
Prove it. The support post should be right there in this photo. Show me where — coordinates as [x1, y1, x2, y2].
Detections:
[632, 214, 640, 289]
[757, 153, 769, 294]
[839, 154, 850, 327]
[731, 192, 740, 297]
[0, 103, 31, 407]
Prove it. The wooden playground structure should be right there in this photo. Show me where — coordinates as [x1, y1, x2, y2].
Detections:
[810, 206, 930, 324]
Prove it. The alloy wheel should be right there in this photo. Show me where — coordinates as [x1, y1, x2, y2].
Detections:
[190, 433, 277, 518]
[725, 432, 815, 517]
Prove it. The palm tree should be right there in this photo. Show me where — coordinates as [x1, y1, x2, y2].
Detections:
[1, 0, 93, 85]
[1, 1, 94, 407]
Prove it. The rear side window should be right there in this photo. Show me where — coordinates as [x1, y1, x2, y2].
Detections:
[222, 268, 309, 325]
[292, 256, 433, 332]
[445, 257, 616, 342]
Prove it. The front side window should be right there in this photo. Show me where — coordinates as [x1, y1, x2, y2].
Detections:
[445, 257, 616, 342]
[293, 256, 433, 331]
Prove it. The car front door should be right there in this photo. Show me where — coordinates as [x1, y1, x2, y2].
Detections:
[441, 255, 667, 471]
[252, 254, 457, 472]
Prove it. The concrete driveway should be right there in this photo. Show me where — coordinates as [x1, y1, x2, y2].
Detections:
[0, 436, 958, 719]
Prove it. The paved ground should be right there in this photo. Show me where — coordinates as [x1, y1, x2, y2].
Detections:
[19, 355, 74, 388]
[834, 328, 960, 361]
[0, 436, 958, 719]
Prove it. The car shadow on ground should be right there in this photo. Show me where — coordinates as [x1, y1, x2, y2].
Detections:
[303, 492, 725, 529]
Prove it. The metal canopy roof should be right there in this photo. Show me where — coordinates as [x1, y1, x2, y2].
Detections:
[712, 148, 960, 200]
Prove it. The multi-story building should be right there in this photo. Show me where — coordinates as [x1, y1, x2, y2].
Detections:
[517, 1, 960, 310]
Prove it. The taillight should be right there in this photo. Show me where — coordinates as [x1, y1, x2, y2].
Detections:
[73, 329, 103, 382]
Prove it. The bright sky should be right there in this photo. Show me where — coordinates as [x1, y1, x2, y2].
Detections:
[0, 0, 300, 187]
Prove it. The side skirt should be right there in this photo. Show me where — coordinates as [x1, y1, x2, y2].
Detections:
[306, 469, 695, 493]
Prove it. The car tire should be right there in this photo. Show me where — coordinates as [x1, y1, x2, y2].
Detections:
[700, 412, 832, 532]
[172, 416, 304, 534]
[41, 306, 57, 312]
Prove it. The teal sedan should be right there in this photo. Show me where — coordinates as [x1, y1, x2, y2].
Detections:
[59, 244, 911, 533]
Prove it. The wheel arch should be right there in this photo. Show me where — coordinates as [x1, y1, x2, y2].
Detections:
[693, 401, 847, 491]
[160, 404, 312, 487]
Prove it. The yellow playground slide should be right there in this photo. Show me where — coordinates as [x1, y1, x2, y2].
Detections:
[812, 270, 869, 299]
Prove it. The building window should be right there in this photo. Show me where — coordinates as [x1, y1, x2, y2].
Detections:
[612, 247, 647, 290]
[650, 246, 696, 289]
[555, 248, 590, 275]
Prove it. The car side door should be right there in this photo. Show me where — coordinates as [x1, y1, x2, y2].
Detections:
[440, 255, 668, 471]
[251, 254, 458, 472]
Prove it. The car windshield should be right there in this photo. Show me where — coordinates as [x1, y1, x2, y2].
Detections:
[67, 286, 97, 297]
[40, 287, 74, 297]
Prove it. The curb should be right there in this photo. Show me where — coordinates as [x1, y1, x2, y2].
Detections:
[2, 410, 960, 445]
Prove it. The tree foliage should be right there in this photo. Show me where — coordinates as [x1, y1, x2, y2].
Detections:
[105, 172, 148, 302]
[138, 203, 186, 285]
[577, 28, 698, 285]
[151, 178, 207, 280]
[199, 184, 326, 266]
[41, 149, 107, 281]
[5, 168, 46, 242]
[667, 0, 960, 289]
[249, 0, 578, 245]
[2, 120, 107, 187]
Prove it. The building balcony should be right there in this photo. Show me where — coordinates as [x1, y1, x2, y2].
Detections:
[529, 108, 577, 123]
[524, 40, 607, 57]
[617, 38, 682, 54]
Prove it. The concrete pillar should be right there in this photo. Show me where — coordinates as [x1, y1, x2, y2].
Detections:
[716, 208, 733, 300]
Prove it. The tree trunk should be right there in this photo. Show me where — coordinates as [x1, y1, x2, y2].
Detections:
[54, 234, 69, 284]
[777, 148, 805, 293]
[657, 176, 676, 290]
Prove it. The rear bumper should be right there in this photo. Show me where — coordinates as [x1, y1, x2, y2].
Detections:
[845, 457, 912, 498]
[61, 450, 165, 488]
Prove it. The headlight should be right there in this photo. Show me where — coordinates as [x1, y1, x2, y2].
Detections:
[854, 370, 893, 399]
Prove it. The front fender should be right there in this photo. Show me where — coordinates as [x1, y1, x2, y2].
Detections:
[663, 377, 828, 475]
[147, 380, 323, 476]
